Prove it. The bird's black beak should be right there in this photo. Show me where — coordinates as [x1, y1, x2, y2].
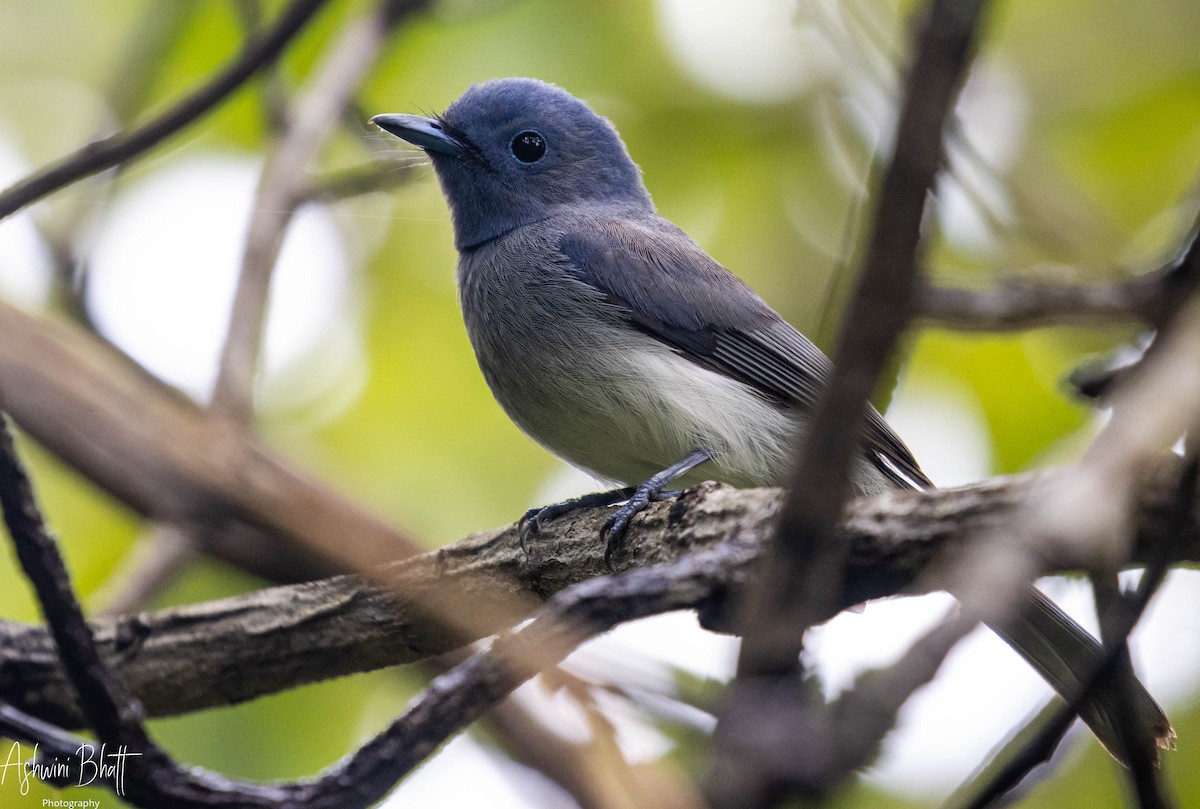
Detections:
[369, 113, 466, 157]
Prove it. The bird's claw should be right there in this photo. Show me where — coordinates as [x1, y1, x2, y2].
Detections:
[520, 482, 686, 568]
[600, 490, 660, 567]
[518, 507, 543, 554]
[519, 487, 635, 558]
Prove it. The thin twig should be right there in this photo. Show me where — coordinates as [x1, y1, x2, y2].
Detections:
[0, 0, 332, 221]
[944, 699, 1075, 809]
[211, 0, 426, 420]
[96, 524, 197, 616]
[920, 209, 1200, 332]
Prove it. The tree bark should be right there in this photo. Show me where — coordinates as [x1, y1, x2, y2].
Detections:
[3, 459, 1194, 729]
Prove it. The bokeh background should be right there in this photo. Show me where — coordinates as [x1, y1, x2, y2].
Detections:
[1, 0, 1199, 806]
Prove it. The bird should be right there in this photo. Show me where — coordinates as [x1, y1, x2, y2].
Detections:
[370, 77, 1171, 762]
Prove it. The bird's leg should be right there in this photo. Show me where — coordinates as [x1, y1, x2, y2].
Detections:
[602, 448, 711, 564]
[520, 487, 635, 549]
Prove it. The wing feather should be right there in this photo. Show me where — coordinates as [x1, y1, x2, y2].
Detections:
[558, 219, 931, 490]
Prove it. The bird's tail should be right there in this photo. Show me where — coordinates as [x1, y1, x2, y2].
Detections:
[990, 585, 1174, 765]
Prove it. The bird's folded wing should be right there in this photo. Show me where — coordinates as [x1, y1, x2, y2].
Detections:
[558, 219, 930, 489]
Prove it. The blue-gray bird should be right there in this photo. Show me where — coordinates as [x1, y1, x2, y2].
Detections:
[371, 77, 1170, 761]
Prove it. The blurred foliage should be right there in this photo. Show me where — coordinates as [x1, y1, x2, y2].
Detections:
[0, 0, 1199, 807]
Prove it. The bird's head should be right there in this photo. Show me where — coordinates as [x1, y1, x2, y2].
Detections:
[371, 78, 653, 250]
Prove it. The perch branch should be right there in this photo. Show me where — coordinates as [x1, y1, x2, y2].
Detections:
[3, 459, 1195, 729]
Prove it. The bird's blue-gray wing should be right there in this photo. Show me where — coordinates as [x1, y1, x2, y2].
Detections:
[558, 219, 931, 490]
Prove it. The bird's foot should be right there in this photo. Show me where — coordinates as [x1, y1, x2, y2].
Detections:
[600, 485, 680, 566]
[519, 487, 635, 551]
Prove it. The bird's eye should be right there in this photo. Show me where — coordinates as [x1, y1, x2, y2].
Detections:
[510, 131, 547, 163]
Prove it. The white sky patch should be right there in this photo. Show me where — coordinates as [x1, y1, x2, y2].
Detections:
[380, 732, 575, 809]
[852, 572, 1200, 798]
[885, 375, 993, 488]
[844, 595, 1056, 797]
[518, 573, 1199, 801]
[0, 133, 53, 308]
[85, 154, 353, 402]
[655, 0, 837, 104]
[937, 60, 1028, 252]
[580, 610, 741, 686]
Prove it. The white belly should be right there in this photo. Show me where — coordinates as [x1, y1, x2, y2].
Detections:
[486, 327, 802, 489]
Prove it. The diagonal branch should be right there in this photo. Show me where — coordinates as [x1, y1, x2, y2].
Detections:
[0, 0, 333, 221]
[736, 0, 991, 679]
[0, 416, 153, 751]
[0, 298, 420, 580]
[718, 2, 993, 804]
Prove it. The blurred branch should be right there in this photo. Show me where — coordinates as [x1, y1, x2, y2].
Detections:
[95, 524, 197, 616]
[485, 695, 698, 809]
[719, 1, 991, 805]
[737, 0, 989, 674]
[299, 158, 423, 205]
[4, 458, 1197, 729]
[920, 271, 1169, 330]
[0, 298, 420, 578]
[0, 0, 333, 221]
[233, 0, 292, 133]
[920, 210, 1200, 332]
[213, 0, 429, 420]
